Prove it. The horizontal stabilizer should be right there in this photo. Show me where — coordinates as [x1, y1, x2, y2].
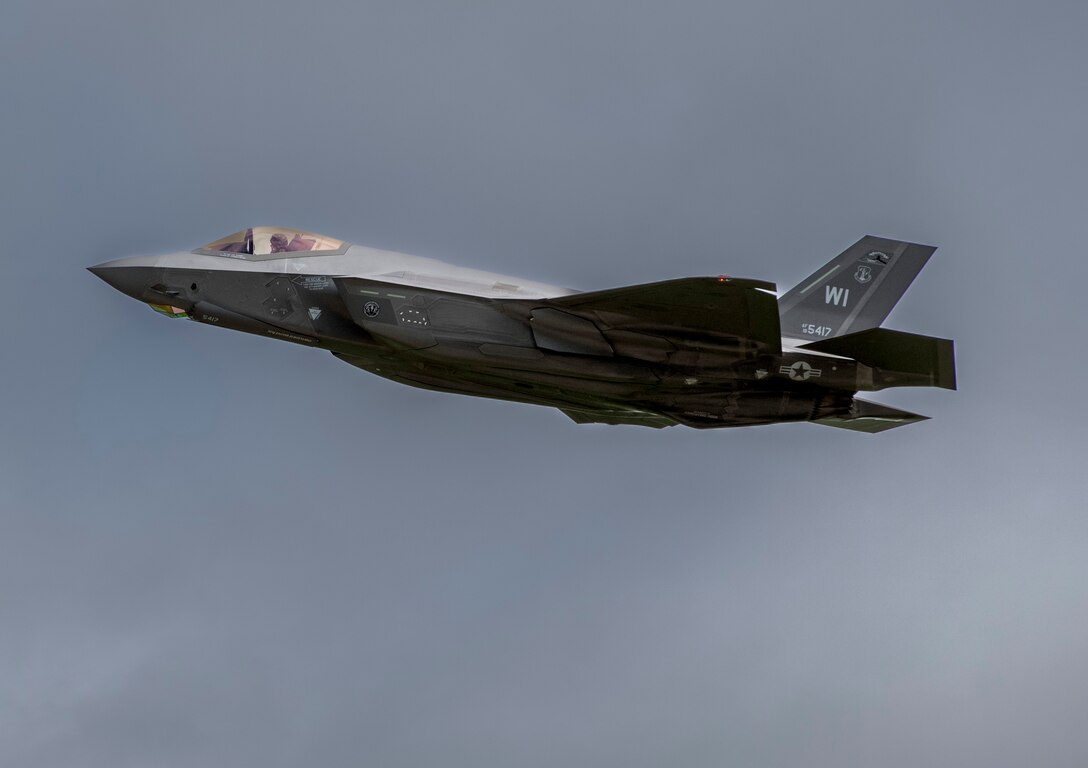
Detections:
[548, 277, 782, 353]
[814, 399, 929, 433]
[801, 327, 956, 390]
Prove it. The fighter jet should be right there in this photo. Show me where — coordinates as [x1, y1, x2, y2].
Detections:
[89, 227, 955, 432]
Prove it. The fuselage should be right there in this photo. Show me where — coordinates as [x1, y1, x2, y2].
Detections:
[91, 228, 952, 430]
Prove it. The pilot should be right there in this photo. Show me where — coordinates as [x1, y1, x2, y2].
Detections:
[269, 233, 317, 253]
[269, 233, 290, 253]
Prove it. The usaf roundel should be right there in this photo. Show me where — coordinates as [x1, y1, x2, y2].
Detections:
[779, 361, 822, 381]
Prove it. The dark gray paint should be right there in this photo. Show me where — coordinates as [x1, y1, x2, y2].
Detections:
[778, 236, 935, 340]
[90, 244, 953, 430]
[5, 2, 1088, 767]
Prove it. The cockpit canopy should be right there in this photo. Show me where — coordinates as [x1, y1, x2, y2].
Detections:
[196, 227, 347, 260]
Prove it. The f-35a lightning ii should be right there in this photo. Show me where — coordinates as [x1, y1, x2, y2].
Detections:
[90, 228, 955, 432]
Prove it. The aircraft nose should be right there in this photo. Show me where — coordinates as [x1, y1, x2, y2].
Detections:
[87, 260, 160, 301]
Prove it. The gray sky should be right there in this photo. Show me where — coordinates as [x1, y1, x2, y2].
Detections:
[3, 1, 1088, 766]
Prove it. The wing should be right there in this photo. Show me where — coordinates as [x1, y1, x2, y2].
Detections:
[544, 276, 782, 356]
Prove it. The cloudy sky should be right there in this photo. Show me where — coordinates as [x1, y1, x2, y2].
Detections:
[3, 1, 1088, 766]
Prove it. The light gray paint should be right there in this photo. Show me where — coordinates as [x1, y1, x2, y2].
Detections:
[3, 2, 1088, 767]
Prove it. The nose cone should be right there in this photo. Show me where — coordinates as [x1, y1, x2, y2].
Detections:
[88, 259, 159, 301]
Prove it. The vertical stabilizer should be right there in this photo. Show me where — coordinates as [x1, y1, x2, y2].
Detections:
[778, 236, 935, 341]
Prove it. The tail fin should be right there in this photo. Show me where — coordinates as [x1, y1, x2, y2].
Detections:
[778, 236, 935, 341]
